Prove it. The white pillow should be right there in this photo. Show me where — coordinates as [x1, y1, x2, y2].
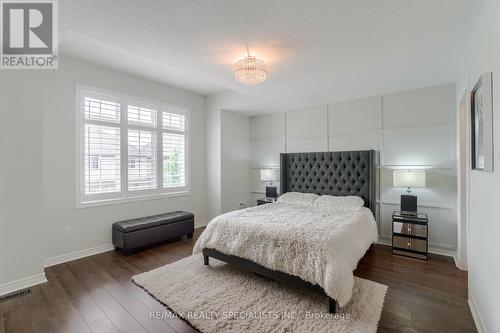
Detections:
[314, 195, 364, 212]
[277, 192, 319, 207]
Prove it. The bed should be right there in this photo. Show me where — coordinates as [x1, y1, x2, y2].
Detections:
[193, 150, 378, 313]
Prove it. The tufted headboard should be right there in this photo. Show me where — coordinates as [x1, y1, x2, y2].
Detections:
[280, 150, 377, 215]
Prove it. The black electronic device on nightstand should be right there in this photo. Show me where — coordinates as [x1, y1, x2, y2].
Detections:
[392, 211, 428, 260]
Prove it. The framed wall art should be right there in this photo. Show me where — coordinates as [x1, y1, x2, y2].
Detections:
[471, 72, 494, 172]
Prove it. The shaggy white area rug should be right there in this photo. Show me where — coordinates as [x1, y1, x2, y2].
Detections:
[133, 254, 387, 333]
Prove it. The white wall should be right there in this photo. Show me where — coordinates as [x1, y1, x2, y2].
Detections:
[0, 55, 208, 291]
[456, 0, 500, 331]
[248, 113, 285, 203]
[249, 83, 457, 254]
[205, 92, 255, 218]
[0, 72, 45, 289]
[205, 96, 223, 219]
[221, 110, 250, 212]
[379, 85, 457, 252]
[43, 56, 208, 259]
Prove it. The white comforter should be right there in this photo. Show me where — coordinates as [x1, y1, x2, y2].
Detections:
[193, 202, 378, 307]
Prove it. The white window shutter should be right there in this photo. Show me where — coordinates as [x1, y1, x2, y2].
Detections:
[128, 130, 157, 191]
[78, 87, 189, 205]
[163, 132, 186, 187]
[83, 123, 121, 195]
[162, 111, 187, 188]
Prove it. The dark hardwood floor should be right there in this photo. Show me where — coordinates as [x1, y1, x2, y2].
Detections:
[0, 227, 476, 333]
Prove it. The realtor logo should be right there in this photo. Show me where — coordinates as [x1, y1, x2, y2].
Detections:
[1, 0, 58, 69]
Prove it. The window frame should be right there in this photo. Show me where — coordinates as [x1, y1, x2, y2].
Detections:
[75, 84, 190, 207]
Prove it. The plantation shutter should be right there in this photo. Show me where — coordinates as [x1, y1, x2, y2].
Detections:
[78, 86, 189, 204]
[162, 111, 186, 188]
[127, 105, 158, 191]
[83, 97, 121, 195]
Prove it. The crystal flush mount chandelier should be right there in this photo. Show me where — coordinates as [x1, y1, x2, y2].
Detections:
[233, 55, 268, 85]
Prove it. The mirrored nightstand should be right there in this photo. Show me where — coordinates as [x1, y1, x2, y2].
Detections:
[392, 211, 428, 260]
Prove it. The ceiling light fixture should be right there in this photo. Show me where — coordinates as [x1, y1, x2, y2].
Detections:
[233, 55, 268, 85]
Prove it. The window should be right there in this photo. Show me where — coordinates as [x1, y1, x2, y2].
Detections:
[163, 132, 185, 187]
[91, 156, 99, 170]
[77, 86, 189, 205]
[127, 130, 157, 191]
[163, 112, 186, 188]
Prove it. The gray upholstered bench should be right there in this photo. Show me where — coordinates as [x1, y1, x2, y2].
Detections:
[112, 211, 194, 254]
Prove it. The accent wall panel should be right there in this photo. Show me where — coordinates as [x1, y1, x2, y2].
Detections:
[328, 132, 380, 152]
[245, 83, 457, 255]
[380, 167, 456, 208]
[383, 83, 455, 129]
[287, 137, 328, 153]
[286, 106, 327, 139]
[382, 126, 454, 167]
[328, 96, 382, 135]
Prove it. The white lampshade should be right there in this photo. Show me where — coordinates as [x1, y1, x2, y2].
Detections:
[260, 169, 278, 181]
[393, 170, 426, 188]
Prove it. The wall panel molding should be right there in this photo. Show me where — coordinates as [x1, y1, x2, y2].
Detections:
[377, 200, 453, 210]
[287, 137, 328, 153]
[286, 106, 327, 139]
[249, 83, 457, 252]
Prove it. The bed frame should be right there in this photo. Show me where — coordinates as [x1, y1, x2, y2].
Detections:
[202, 150, 377, 313]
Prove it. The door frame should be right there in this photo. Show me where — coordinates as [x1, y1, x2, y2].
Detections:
[456, 88, 470, 270]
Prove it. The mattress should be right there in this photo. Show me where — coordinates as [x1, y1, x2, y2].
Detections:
[193, 201, 378, 306]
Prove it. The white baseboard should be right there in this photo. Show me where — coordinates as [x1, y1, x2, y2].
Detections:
[469, 295, 487, 333]
[2, 224, 207, 300]
[428, 245, 456, 258]
[377, 239, 456, 259]
[195, 220, 209, 228]
[44, 243, 115, 268]
[44, 221, 208, 269]
[0, 273, 47, 297]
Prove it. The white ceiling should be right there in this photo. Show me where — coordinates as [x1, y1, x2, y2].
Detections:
[59, 0, 483, 113]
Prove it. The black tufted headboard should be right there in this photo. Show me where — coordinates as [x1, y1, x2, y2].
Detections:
[280, 150, 377, 215]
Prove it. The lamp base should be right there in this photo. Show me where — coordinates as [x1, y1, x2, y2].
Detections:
[400, 194, 417, 215]
[265, 186, 277, 199]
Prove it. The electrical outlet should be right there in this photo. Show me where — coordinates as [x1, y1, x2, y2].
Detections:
[64, 226, 71, 236]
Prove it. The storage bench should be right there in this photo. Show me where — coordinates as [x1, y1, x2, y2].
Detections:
[112, 211, 194, 254]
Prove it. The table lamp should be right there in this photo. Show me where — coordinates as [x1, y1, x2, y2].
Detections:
[260, 168, 278, 199]
[393, 170, 426, 215]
